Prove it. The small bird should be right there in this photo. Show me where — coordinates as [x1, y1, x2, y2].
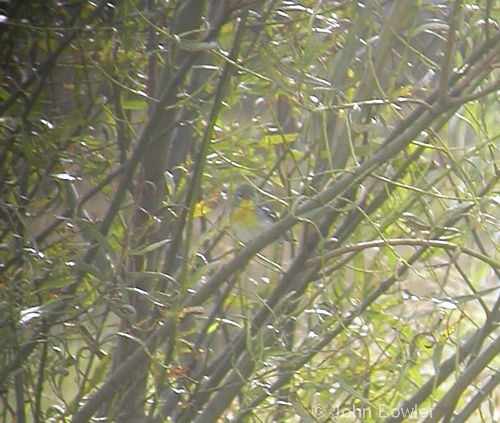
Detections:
[229, 183, 283, 244]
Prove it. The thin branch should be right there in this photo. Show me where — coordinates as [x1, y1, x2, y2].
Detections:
[439, 0, 463, 105]
[452, 367, 500, 423]
[306, 238, 500, 271]
[423, 334, 500, 423]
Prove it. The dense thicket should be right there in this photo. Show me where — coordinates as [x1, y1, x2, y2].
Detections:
[1, 1, 500, 422]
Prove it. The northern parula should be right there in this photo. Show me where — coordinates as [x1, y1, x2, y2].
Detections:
[229, 183, 284, 244]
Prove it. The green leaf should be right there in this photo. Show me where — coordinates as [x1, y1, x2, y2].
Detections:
[290, 395, 318, 423]
[256, 133, 298, 147]
[121, 99, 148, 110]
[128, 239, 170, 256]
[334, 376, 373, 407]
